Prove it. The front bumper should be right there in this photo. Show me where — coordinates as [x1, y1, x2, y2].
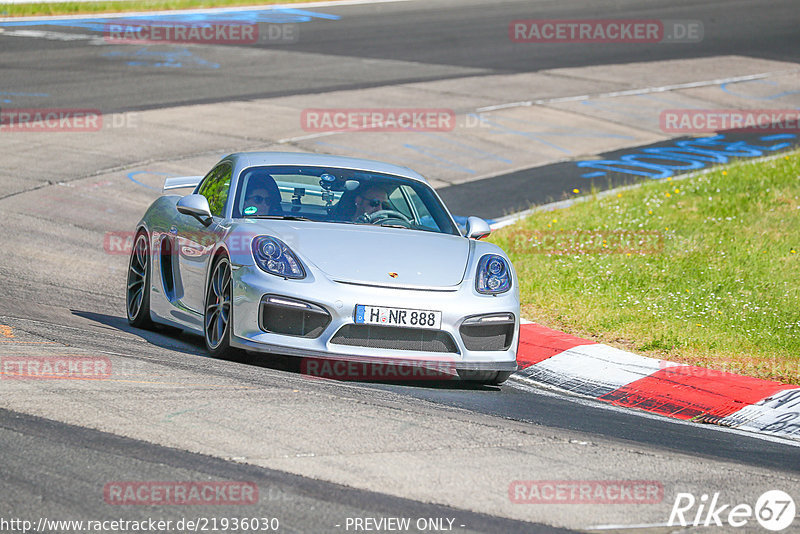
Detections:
[229, 264, 519, 372]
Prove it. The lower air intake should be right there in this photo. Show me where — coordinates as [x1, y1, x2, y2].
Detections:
[459, 313, 515, 351]
[331, 325, 458, 353]
[260, 296, 330, 338]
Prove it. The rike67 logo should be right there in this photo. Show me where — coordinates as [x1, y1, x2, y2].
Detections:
[669, 490, 796, 531]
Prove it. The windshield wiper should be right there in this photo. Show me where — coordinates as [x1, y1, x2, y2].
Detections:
[247, 215, 313, 221]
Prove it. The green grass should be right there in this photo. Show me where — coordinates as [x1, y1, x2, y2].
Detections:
[0, 0, 324, 17]
[490, 151, 800, 384]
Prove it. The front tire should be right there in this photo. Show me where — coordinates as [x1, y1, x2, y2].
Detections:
[457, 370, 513, 385]
[126, 231, 154, 329]
[204, 255, 237, 359]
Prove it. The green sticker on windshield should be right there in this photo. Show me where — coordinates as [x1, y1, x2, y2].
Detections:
[244, 206, 258, 215]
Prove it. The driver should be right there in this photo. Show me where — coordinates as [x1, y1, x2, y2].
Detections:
[352, 185, 390, 221]
[244, 186, 275, 215]
[241, 172, 282, 217]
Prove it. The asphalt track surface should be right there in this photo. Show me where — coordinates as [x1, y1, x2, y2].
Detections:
[2, 0, 800, 532]
[1, 408, 562, 533]
[0, 0, 798, 111]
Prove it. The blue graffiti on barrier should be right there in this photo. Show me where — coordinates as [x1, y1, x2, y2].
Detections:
[577, 133, 796, 180]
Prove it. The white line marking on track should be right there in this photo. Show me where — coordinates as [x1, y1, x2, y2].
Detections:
[476, 70, 800, 112]
[277, 131, 340, 144]
[586, 522, 672, 530]
[1, 29, 107, 44]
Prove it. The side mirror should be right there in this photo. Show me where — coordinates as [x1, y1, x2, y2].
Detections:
[465, 216, 491, 240]
[176, 194, 213, 226]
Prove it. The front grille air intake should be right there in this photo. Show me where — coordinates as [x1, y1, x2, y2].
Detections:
[331, 325, 458, 353]
[259, 295, 331, 338]
[459, 313, 515, 351]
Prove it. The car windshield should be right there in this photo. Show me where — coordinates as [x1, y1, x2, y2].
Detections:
[232, 165, 459, 235]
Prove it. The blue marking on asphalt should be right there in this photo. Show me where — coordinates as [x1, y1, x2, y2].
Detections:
[0, 7, 340, 30]
[766, 143, 792, 150]
[638, 93, 703, 107]
[476, 115, 633, 155]
[317, 134, 511, 176]
[128, 170, 175, 191]
[483, 114, 635, 140]
[576, 133, 798, 180]
[417, 132, 513, 164]
[488, 122, 571, 153]
[403, 143, 476, 174]
[314, 140, 458, 174]
[0, 91, 50, 104]
[579, 99, 654, 122]
[103, 47, 219, 68]
[760, 134, 796, 141]
[720, 79, 800, 101]
[274, 8, 341, 21]
[314, 141, 400, 162]
[0, 91, 49, 97]
[404, 132, 512, 174]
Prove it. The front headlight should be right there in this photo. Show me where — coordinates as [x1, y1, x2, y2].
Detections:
[476, 254, 511, 294]
[252, 236, 305, 279]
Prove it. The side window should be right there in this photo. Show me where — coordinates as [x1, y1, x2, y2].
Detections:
[400, 185, 439, 231]
[197, 163, 232, 217]
[388, 187, 413, 219]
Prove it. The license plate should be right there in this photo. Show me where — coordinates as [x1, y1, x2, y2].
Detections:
[355, 305, 442, 330]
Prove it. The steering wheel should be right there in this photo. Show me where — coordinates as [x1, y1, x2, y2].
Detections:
[362, 209, 413, 227]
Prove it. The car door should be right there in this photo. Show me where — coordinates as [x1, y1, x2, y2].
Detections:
[175, 162, 232, 314]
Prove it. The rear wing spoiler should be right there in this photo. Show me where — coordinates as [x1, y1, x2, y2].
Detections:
[162, 176, 203, 193]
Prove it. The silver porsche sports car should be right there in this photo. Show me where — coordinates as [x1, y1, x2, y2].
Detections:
[126, 152, 519, 384]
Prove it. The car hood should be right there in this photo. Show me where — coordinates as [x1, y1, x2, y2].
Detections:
[245, 221, 471, 288]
